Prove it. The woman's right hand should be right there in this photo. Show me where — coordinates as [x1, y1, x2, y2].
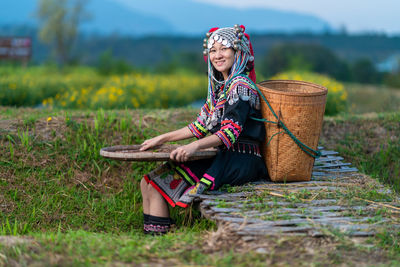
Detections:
[139, 135, 165, 151]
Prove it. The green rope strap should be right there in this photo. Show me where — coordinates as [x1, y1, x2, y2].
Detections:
[231, 74, 321, 159]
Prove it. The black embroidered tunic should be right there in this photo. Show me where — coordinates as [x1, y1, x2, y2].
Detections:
[144, 74, 268, 208]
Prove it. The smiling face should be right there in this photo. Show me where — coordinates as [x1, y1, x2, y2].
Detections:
[209, 41, 235, 80]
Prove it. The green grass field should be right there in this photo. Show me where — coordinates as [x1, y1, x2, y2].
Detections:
[1, 104, 400, 265]
[345, 83, 400, 114]
[0, 77, 400, 265]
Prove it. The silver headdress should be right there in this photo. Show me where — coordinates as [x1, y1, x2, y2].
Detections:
[202, 25, 256, 110]
[203, 25, 253, 61]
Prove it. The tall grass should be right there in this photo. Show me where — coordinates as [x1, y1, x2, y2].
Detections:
[0, 108, 205, 234]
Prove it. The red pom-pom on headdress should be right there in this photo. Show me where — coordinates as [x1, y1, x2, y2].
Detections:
[209, 27, 219, 33]
[240, 26, 256, 83]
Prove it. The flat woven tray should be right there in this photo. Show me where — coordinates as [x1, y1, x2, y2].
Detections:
[100, 144, 217, 161]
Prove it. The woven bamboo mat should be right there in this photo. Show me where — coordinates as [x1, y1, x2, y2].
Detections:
[195, 147, 400, 238]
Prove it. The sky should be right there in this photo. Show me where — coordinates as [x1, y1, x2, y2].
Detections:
[195, 0, 400, 35]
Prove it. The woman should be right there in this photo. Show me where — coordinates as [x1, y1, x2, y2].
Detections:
[139, 25, 268, 235]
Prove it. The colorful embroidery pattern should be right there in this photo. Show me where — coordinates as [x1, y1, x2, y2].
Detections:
[200, 173, 215, 190]
[188, 103, 210, 138]
[215, 119, 242, 149]
[144, 163, 191, 207]
[188, 118, 208, 139]
[143, 224, 170, 234]
[175, 163, 199, 186]
[188, 74, 265, 154]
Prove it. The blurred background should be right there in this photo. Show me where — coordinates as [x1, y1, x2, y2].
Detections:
[1, 0, 400, 115]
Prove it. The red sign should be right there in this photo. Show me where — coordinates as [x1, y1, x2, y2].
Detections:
[0, 37, 32, 61]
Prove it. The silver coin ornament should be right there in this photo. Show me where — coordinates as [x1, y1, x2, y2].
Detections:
[222, 39, 228, 46]
[207, 39, 214, 49]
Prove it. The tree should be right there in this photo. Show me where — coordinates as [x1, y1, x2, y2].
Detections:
[351, 58, 381, 84]
[36, 0, 90, 66]
[97, 50, 133, 76]
[259, 43, 351, 81]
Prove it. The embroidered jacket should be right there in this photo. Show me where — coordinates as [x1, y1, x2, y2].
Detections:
[188, 75, 265, 149]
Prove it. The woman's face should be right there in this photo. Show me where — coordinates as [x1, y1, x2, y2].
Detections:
[209, 41, 235, 80]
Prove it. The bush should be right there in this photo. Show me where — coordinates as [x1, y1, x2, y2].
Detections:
[351, 58, 383, 84]
[0, 66, 104, 107]
[42, 73, 207, 109]
[269, 71, 348, 116]
[0, 66, 207, 109]
[384, 73, 400, 88]
[96, 50, 134, 76]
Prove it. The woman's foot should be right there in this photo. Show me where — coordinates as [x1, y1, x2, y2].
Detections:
[144, 215, 174, 235]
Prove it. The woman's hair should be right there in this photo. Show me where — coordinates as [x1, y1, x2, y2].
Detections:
[203, 25, 255, 109]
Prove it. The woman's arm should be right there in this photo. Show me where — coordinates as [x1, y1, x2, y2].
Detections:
[169, 134, 222, 162]
[140, 127, 194, 151]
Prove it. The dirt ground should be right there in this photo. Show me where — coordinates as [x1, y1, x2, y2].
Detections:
[201, 223, 394, 267]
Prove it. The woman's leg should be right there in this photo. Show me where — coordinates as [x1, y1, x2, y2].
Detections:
[147, 183, 169, 217]
[141, 177, 169, 217]
[140, 178, 151, 214]
[141, 179, 171, 235]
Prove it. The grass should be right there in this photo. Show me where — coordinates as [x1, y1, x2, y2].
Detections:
[1, 105, 400, 265]
[321, 112, 400, 190]
[345, 83, 400, 114]
[0, 107, 200, 233]
[0, 106, 227, 265]
[0, 229, 270, 266]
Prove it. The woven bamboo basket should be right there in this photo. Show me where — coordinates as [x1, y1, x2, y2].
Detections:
[257, 80, 327, 182]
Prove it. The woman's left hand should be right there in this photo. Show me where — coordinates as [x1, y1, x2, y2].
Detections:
[170, 143, 198, 162]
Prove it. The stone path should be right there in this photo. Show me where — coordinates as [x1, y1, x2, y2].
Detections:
[196, 147, 400, 237]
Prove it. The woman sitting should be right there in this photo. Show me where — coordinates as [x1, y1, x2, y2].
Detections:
[139, 25, 268, 235]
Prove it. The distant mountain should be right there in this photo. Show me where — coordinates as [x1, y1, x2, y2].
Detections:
[1, 0, 174, 35]
[1, 0, 333, 36]
[115, 0, 333, 35]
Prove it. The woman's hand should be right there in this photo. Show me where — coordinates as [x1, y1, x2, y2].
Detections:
[140, 135, 165, 151]
[170, 142, 199, 162]
[140, 127, 195, 152]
